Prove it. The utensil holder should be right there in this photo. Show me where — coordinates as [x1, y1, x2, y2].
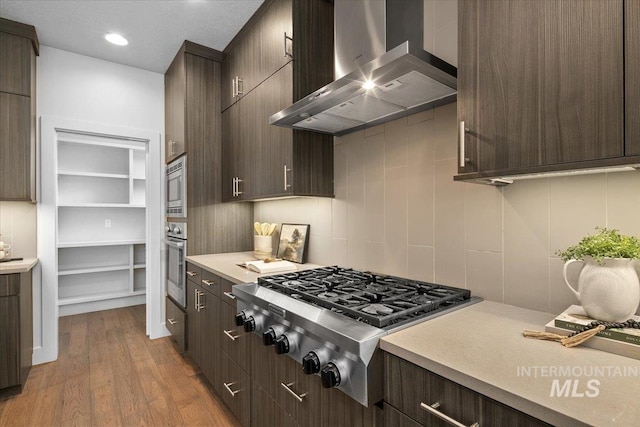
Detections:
[254, 235, 272, 260]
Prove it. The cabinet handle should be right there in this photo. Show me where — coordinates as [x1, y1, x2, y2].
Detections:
[232, 77, 236, 98]
[236, 77, 243, 97]
[420, 402, 479, 427]
[223, 329, 239, 341]
[236, 178, 243, 196]
[223, 291, 236, 300]
[284, 165, 291, 191]
[186, 271, 198, 277]
[167, 318, 177, 325]
[201, 279, 215, 287]
[459, 121, 469, 168]
[232, 177, 236, 197]
[197, 291, 206, 310]
[224, 382, 240, 397]
[281, 382, 307, 403]
[194, 289, 200, 312]
[284, 32, 293, 58]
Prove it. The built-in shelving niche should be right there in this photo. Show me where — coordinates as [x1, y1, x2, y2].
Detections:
[55, 131, 147, 316]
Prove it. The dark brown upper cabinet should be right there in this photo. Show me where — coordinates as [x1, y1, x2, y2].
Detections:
[221, 0, 293, 111]
[626, 0, 640, 156]
[456, 0, 639, 183]
[165, 41, 253, 255]
[221, 0, 334, 202]
[0, 18, 38, 202]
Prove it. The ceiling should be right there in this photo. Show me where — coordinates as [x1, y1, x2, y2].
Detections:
[0, 0, 264, 74]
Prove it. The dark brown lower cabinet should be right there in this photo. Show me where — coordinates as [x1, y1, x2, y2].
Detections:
[220, 350, 251, 427]
[165, 296, 186, 353]
[384, 353, 550, 427]
[251, 380, 297, 427]
[220, 301, 250, 374]
[383, 403, 422, 427]
[0, 272, 32, 393]
[186, 280, 220, 394]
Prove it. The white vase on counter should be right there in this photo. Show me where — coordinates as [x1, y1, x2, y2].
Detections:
[254, 235, 272, 260]
[563, 257, 640, 322]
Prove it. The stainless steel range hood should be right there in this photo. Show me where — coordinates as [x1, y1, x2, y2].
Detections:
[269, 0, 457, 136]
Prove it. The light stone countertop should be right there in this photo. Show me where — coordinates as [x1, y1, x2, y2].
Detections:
[0, 258, 38, 274]
[186, 251, 323, 284]
[380, 300, 640, 427]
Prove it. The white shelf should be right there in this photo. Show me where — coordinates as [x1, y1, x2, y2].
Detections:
[58, 290, 146, 306]
[58, 265, 131, 276]
[57, 239, 145, 248]
[58, 136, 145, 151]
[58, 170, 129, 179]
[58, 203, 145, 208]
[133, 264, 146, 269]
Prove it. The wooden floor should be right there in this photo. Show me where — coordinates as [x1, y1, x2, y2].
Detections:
[0, 305, 241, 427]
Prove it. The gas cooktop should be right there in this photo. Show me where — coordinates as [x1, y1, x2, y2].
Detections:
[257, 266, 471, 330]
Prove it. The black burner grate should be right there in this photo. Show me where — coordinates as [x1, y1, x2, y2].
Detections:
[258, 267, 471, 329]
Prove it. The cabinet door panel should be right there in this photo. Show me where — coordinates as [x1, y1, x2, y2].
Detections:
[198, 291, 220, 395]
[0, 92, 31, 200]
[251, 380, 297, 427]
[383, 403, 422, 427]
[165, 296, 186, 353]
[473, 0, 542, 172]
[481, 396, 551, 427]
[541, 0, 623, 164]
[626, 0, 640, 156]
[253, 63, 293, 199]
[257, 0, 293, 83]
[186, 280, 201, 367]
[0, 295, 20, 389]
[0, 32, 31, 96]
[221, 107, 237, 202]
[165, 52, 185, 163]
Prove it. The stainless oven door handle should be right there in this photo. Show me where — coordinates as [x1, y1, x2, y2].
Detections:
[165, 239, 184, 248]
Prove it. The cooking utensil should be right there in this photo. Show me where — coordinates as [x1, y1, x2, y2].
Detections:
[261, 223, 270, 236]
[268, 223, 277, 236]
[254, 222, 262, 235]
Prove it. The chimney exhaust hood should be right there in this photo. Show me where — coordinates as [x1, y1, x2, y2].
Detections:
[269, 0, 457, 136]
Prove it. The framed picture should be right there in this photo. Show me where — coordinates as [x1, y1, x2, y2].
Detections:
[277, 223, 310, 264]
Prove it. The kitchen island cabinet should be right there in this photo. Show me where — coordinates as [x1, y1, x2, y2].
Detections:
[0, 18, 38, 202]
[456, 0, 640, 182]
[0, 267, 34, 394]
[221, 0, 334, 202]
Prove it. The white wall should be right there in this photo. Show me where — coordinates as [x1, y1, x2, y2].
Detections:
[34, 46, 165, 364]
[254, 104, 640, 316]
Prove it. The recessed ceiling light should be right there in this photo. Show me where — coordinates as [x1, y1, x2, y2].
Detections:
[105, 33, 128, 46]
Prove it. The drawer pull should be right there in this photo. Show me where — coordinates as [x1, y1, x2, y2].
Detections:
[167, 318, 178, 325]
[223, 291, 236, 300]
[420, 402, 479, 427]
[281, 382, 307, 402]
[224, 382, 240, 397]
[186, 271, 198, 277]
[224, 329, 239, 341]
[201, 279, 215, 287]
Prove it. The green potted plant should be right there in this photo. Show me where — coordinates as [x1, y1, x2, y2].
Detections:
[557, 228, 640, 322]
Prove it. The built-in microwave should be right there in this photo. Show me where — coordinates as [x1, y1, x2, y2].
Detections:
[166, 156, 186, 218]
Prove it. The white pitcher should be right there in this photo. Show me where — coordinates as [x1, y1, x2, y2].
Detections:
[563, 257, 640, 322]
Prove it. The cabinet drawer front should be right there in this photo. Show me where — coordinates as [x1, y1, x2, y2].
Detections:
[220, 300, 250, 373]
[199, 269, 221, 298]
[220, 277, 237, 308]
[220, 350, 251, 427]
[185, 262, 201, 285]
[0, 295, 20, 389]
[0, 274, 20, 297]
[165, 296, 186, 353]
[384, 353, 480, 426]
[383, 403, 422, 427]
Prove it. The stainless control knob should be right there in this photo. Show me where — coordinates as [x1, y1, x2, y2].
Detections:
[320, 362, 341, 388]
[263, 328, 277, 346]
[235, 311, 247, 327]
[274, 335, 291, 354]
[173, 227, 181, 234]
[302, 351, 321, 375]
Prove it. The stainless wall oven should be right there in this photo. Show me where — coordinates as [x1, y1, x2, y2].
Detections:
[166, 156, 186, 218]
[166, 221, 187, 308]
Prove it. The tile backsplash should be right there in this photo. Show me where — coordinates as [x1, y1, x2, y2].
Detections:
[254, 102, 640, 315]
[0, 202, 37, 258]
